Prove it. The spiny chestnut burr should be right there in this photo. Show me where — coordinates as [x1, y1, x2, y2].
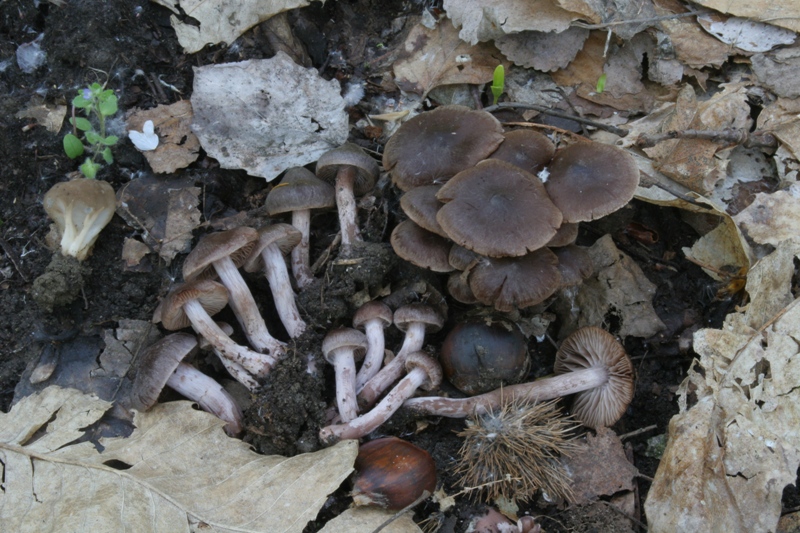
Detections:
[351, 437, 437, 511]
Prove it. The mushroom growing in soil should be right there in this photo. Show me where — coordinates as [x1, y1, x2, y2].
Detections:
[315, 143, 379, 252]
[265, 167, 335, 288]
[323, 327, 368, 423]
[243, 223, 306, 338]
[183, 227, 285, 356]
[43, 178, 117, 261]
[402, 326, 634, 428]
[160, 279, 278, 378]
[488, 129, 555, 175]
[357, 303, 445, 409]
[352, 300, 393, 391]
[129, 332, 243, 436]
[390, 219, 454, 273]
[320, 351, 442, 444]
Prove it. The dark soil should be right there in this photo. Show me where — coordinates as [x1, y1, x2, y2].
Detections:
[0, 1, 769, 531]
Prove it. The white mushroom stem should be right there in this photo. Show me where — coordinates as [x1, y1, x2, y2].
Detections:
[402, 367, 609, 418]
[183, 298, 278, 377]
[321, 364, 430, 444]
[212, 255, 285, 355]
[258, 243, 307, 338]
[335, 166, 361, 251]
[291, 209, 315, 288]
[329, 347, 360, 423]
[355, 320, 387, 392]
[357, 322, 427, 409]
[167, 362, 244, 436]
[212, 348, 259, 391]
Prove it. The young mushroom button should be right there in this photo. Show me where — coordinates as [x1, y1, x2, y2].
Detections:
[243, 223, 306, 338]
[183, 227, 285, 356]
[352, 300, 393, 391]
[323, 327, 368, 423]
[315, 143, 379, 252]
[160, 279, 277, 378]
[265, 167, 335, 288]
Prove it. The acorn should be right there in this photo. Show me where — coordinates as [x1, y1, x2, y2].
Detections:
[351, 437, 437, 510]
[440, 318, 530, 395]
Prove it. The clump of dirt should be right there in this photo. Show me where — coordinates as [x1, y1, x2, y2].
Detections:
[31, 254, 87, 312]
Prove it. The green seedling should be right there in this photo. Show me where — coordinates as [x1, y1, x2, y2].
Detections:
[63, 83, 119, 179]
[490, 65, 505, 106]
[596, 73, 607, 94]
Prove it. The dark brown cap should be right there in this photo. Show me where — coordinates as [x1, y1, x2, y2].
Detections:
[546, 222, 579, 247]
[393, 303, 444, 334]
[404, 351, 443, 391]
[265, 167, 335, 215]
[316, 143, 379, 196]
[553, 245, 593, 287]
[322, 327, 368, 363]
[469, 248, 562, 311]
[183, 227, 259, 281]
[399, 185, 447, 237]
[243, 223, 302, 273]
[353, 300, 393, 330]
[390, 219, 454, 273]
[129, 332, 198, 411]
[161, 279, 229, 330]
[489, 129, 555, 174]
[436, 159, 563, 257]
[383, 105, 504, 191]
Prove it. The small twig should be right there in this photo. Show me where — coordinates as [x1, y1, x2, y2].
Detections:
[311, 232, 341, 274]
[370, 490, 431, 533]
[571, 11, 707, 30]
[0, 236, 29, 282]
[618, 424, 658, 441]
[636, 129, 778, 150]
[483, 102, 630, 137]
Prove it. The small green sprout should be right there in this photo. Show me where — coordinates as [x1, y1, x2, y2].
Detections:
[596, 73, 607, 94]
[63, 83, 119, 179]
[490, 65, 505, 106]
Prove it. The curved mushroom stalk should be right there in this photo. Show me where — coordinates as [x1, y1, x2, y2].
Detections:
[168, 362, 244, 436]
[353, 301, 393, 391]
[323, 328, 367, 423]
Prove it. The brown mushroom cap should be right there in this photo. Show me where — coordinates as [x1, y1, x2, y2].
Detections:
[553, 326, 634, 428]
[469, 248, 562, 312]
[316, 142, 379, 196]
[390, 219, 454, 272]
[353, 300, 393, 331]
[546, 222, 580, 247]
[129, 332, 198, 411]
[446, 272, 478, 304]
[488, 129, 555, 175]
[553, 244, 593, 287]
[322, 327, 368, 364]
[265, 167, 335, 215]
[161, 280, 229, 330]
[399, 185, 447, 237]
[243, 223, 302, 273]
[404, 351, 443, 391]
[393, 303, 444, 334]
[383, 105, 504, 191]
[545, 142, 640, 223]
[183, 227, 259, 281]
[448, 244, 479, 271]
[436, 159, 563, 257]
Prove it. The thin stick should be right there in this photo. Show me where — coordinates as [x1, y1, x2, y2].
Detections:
[571, 11, 707, 30]
[618, 424, 658, 441]
[636, 129, 777, 150]
[483, 102, 630, 137]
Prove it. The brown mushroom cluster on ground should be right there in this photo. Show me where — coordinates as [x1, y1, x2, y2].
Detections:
[386, 104, 639, 311]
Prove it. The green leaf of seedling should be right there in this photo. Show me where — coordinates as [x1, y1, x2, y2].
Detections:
[596, 73, 607, 94]
[101, 147, 114, 164]
[85, 131, 102, 145]
[72, 94, 91, 109]
[98, 94, 118, 116]
[490, 65, 505, 106]
[70, 117, 93, 131]
[80, 158, 100, 179]
[63, 134, 85, 159]
[101, 135, 119, 146]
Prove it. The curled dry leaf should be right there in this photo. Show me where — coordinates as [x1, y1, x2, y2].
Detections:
[127, 101, 200, 173]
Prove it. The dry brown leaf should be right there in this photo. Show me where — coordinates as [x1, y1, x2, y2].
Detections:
[319, 506, 423, 532]
[152, 0, 312, 53]
[682, 215, 752, 281]
[751, 46, 800, 99]
[653, 0, 732, 69]
[690, 0, 800, 32]
[0, 386, 358, 533]
[697, 14, 796, 52]
[551, 31, 654, 114]
[758, 97, 800, 160]
[126, 101, 200, 174]
[15, 101, 67, 133]
[562, 427, 638, 505]
[646, 240, 800, 532]
[734, 190, 800, 247]
[122, 237, 151, 268]
[393, 19, 506, 97]
[495, 27, 589, 72]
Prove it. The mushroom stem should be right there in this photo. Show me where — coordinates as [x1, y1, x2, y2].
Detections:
[335, 166, 361, 251]
[167, 362, 243, 436]
[290, 209, 315, 288]
[259, 243, 307, 338]
[212, 348, 259, 391]
[183, 299, 277, 377]
[357, 321, 427, 409]
[355, 321, 386, 392]
[329, 347, 360, 423]
[213, 255, 285, 354]
[321, 364, 429, 444]
[402, 367, 609, 418]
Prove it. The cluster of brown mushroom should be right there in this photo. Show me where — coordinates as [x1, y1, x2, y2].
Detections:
[385, 105, 639, 311]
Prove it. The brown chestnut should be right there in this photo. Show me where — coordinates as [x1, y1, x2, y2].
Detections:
[440, 319, 530, 395]
[351, 436, 437, 510]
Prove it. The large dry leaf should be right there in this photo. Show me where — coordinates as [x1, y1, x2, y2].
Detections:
[393, 19, 506, 97]
[645, 239, 800, 532]
[734, 190, 800, 246]
[320, 506, 423, 532]
[751, 47, 800, 99]
[758, 97, 800, 160]
[127, 101, 200, 174]
[0, 387, 358, 532]
[653, 0, 732, 69]
[191, 53, 348, 181]
[690, 0, 800, 32]
[696, 14, 796, 52]
[153, 0, 312, 53]
[495, 27, 589, 72]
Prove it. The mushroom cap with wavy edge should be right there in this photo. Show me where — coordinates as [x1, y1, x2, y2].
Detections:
[436, 159, 563, 257]
[265, 166, 335, 215]
[553, 244, 593, 288]
[488, 129, 556, 175]
[469, 248, 562, 312]
[183, 227, 259, 281]
[393, 303, 445, 335]
[315, 142, 379, 196]
[352, 300, 393, 331]
[447, 271, 478, 304]
[242, 223, 302, 273]
[546, 222, 579, 247]
[322, 327, 368, 364]
[390, 219, 454, 273]
[161, 279, 229, 330]
[399, 185, 447, 237]
[404, 351, 443, 391]
[545, 142, 640, 223]
[554, 326, 634, 428]
[383, 105, 504, 191]
[448, 244, 479, 271]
